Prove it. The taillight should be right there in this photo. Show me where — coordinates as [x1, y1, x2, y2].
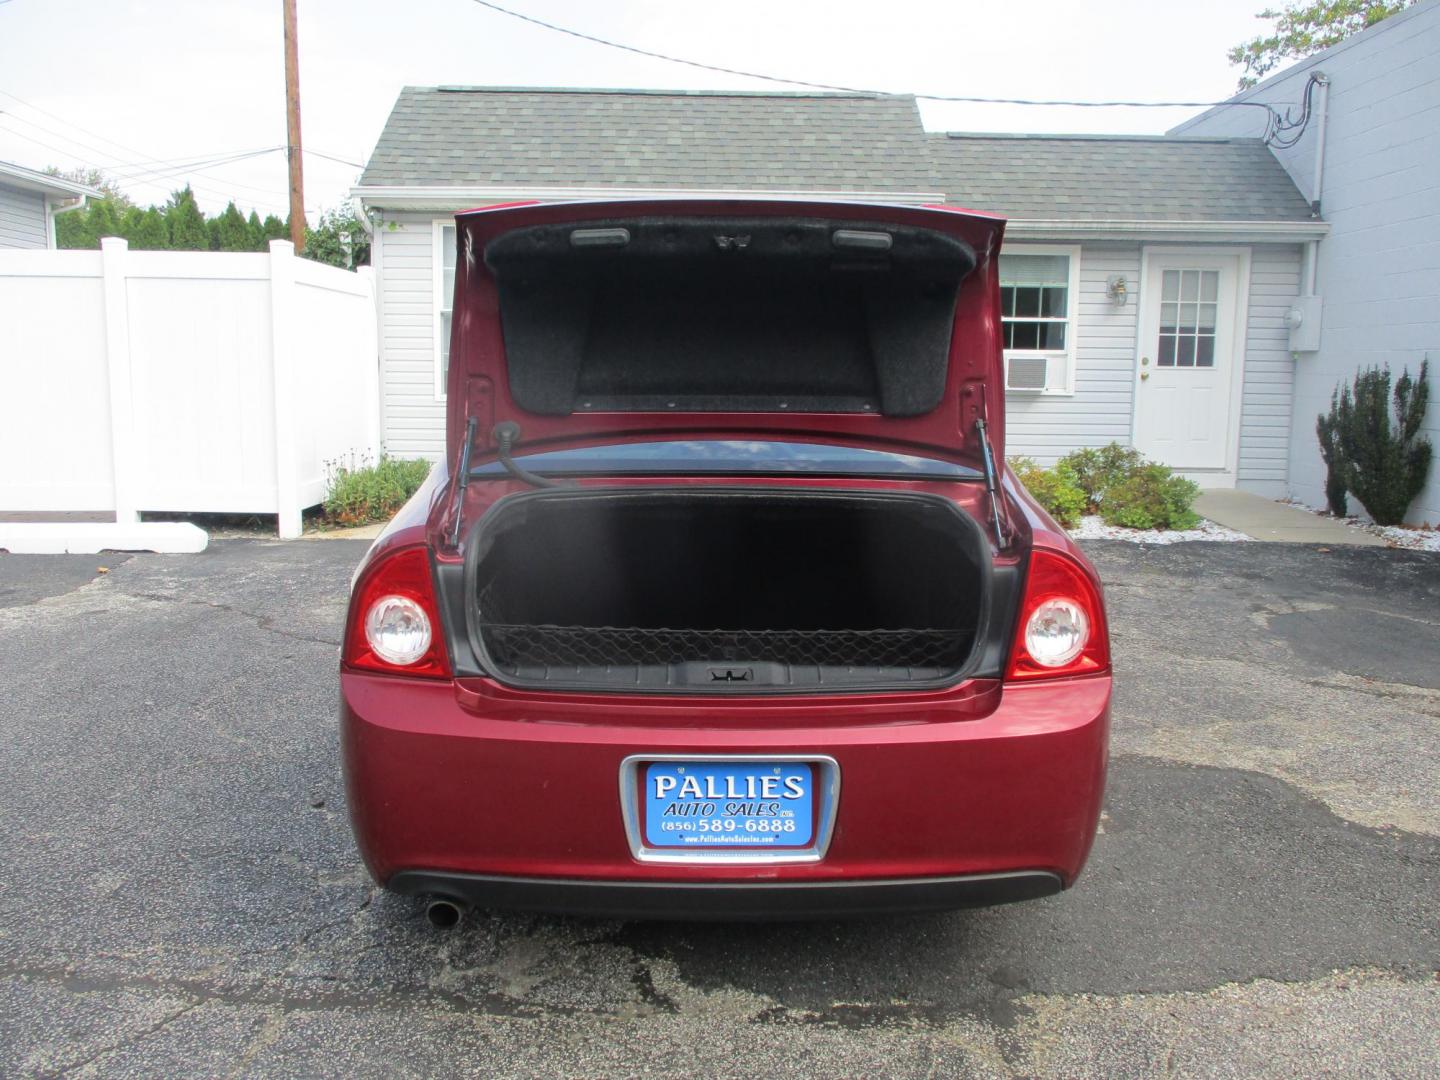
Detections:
[343, 546, 451, 678]
[1006, 547, 1108, 681]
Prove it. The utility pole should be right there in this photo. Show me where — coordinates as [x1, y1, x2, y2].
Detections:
[282, 0, 305, 252]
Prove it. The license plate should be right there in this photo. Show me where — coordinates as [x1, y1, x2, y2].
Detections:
[643, 761, 815, 849]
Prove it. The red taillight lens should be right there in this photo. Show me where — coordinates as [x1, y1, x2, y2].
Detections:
[343, 546, 451, 678]
[1006, 547, 1109, 681]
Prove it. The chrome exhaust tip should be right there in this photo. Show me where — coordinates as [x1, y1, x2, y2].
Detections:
[425, 898, 464, 930]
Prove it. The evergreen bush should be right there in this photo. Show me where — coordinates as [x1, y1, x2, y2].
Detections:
[1315, 402, 1348, 517]
[1327, 360, 1431, 526]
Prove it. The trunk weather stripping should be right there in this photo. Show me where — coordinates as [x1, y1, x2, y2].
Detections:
[974, 416, 1006, 551]
[449, 416, 480, 549]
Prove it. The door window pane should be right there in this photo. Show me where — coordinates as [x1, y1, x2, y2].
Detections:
[1154, 269, 1219, 375]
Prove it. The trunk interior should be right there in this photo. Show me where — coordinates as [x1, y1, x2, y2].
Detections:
[465, 489, 989, 692]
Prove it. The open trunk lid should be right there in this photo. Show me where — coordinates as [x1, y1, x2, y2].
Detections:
[445, 200, 1007, 464]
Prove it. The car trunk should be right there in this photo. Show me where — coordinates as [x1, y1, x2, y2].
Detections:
[444, 201, 1017, 693]
[464, 488, 991, 693]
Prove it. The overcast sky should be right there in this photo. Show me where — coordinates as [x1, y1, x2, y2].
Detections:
[0, 0, 1292, 218]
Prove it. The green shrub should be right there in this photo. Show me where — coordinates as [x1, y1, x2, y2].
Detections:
[1056, 443, 1144, 513]
[1010, 456, 1087, 529]
[1315, 405, 1348, 517]
[324, 453, 432, 526]
[1324, 360, 1431, 526]
[1100, 464, 1201, 530]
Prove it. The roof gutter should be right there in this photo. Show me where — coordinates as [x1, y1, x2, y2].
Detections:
[353, 184, 946, 210]
[352, 187, 1328, 243]
[1005, 218, 1330, 243]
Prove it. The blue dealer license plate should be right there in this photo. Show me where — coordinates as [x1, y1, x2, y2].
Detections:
[643, 762, 814, 849]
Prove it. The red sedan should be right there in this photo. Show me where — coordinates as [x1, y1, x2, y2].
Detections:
[341, 200, 1110, 923]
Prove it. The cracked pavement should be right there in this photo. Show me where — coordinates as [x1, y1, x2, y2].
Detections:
[0, 539, 1436, 1077]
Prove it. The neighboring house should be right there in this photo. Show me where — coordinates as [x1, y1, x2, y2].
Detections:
[354, 86, 1327, 497]
[0, 161, 97, 249]
[1174, 0, 1439, 524]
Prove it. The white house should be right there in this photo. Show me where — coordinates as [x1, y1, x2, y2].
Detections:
[0, 160, 97, 250]
[1173, 0, 1439, 524]
[354, 86, 1334, 498]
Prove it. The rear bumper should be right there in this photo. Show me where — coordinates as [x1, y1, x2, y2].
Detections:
[390, 869, 1062, 920]
[341, 672, 1110, 914]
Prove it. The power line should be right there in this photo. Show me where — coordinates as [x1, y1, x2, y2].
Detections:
[0, 87, 292, 209]
[0, 119, 292, 213]
[0, 107, 277, 186]
[303, 147, 364, 169]
[463, 0, 1288, 124]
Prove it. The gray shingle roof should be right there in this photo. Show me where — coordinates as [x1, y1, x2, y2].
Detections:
[359, 87, 937, 193]
[358, 87, 1313, 223]
[928, 132, 1314, 221]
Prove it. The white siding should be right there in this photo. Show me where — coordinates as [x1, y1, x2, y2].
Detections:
[1006, 242, 1300, 488]
[1175, 0, 1440, 523]
[1238, 245, 1302, 495]
[1006, 243, 1140, 463]
[375, 211, 448, 460]
[0, 183, 49, 250]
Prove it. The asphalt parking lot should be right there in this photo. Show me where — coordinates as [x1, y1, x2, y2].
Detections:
[1, 538, 1437, 1078]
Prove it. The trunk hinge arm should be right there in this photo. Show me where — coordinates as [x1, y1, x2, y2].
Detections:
[448, 415, 480, 549]
[492, 421, 570, 490]
[974, 416, 1007, 551]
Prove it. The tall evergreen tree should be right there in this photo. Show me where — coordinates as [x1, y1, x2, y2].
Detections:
[88, 198, 123, 244]
[260, 214, 289, 244]
[128, 207, 170, 250]
[213, 201, 253, 251]
[55, 204, 97, 249]
[165, 186, 208, 250]
[246, 210, 265, 250]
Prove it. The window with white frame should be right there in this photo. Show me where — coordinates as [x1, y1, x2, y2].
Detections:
[999, 248, 1079, 395]
[433, 222, 457, 399]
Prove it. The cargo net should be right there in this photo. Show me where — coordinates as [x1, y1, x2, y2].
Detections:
[477, 588, 972, 671]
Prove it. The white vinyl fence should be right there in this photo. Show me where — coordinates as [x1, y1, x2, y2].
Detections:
[0, 238, 379, 542]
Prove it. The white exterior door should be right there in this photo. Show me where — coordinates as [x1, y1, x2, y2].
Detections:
[1133, 251, 1246, 474]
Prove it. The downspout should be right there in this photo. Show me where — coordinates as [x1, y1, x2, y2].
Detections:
[1303, 72, 1331, 295]
[358, 202, 387, 454]
[1309, 72, 1330, 220]
[46, 194, 89, 249]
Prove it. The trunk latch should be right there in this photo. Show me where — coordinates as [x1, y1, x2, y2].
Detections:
[709, 667, 753, 683]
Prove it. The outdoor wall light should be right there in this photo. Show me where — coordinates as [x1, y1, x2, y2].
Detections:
[1106, 275, 1129, 305]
